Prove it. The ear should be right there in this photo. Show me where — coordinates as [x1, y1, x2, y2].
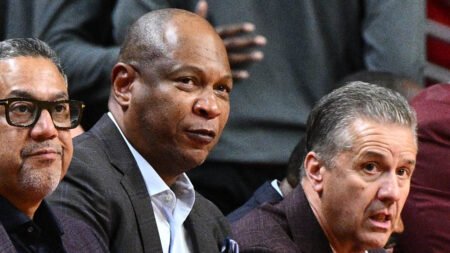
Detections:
[111, 62, 136, 108]
[303, 151, 326, 193]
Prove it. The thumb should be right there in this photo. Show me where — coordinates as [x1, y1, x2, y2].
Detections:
[195, 0, 208, 18]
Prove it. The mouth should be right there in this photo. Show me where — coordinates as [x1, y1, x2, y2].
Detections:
[369, 212, 392, 231]
[24, 148, 61, 160]
[186, 129, 216, 145]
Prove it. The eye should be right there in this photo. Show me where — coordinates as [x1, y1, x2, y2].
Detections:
[53, 103, 69, 114]
[177, 77, 195, 86]
[179, 77, 194, 84]
[362, 162, 379, 174]
[214, 84, 232, 100]
[175, 77, 197, 91]
[216, 84, 231, 93]
[9, 101, 35, 114]
[396, 167, 412, 178]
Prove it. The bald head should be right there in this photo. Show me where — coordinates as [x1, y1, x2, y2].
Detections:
[109, 8, 232, 184]
[119, 8, 224, 66]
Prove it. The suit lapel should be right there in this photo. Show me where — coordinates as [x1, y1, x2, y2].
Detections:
[93, 115, 163, 253]
[184, 193, 228, 253]
[0, 224, 16, 253]
[284, 186, 333, 253]
[184, 206, 213, 253]
[120, 174, 163, 253]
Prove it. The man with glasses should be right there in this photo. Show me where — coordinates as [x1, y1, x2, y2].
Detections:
[0, 38, 106, 252]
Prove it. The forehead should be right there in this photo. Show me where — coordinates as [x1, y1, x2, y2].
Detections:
[348, 119, 417, 160]
[0, 56, 67, 100]
[163, 19, 230, 70]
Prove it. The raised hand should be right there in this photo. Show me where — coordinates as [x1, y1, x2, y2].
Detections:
[196, 0, 267, 80]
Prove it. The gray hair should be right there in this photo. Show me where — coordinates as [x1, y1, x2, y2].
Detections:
[0, 38, 67, 82]
[302, 81, 417, 176]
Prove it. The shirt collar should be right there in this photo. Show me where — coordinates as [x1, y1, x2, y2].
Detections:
[0, 196, 63, 236]
[107, 112, 195, 199]
[270, 179, 283, 197]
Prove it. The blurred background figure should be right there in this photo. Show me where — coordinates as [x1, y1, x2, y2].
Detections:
[395, 84, 450, 253]
[227, 137, 306, 222]
[338, 71, 424, 101]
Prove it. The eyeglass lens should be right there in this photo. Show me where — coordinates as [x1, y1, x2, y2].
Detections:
[7, 100, 81, 129]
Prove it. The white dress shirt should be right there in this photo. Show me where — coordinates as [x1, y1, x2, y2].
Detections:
[270, 179, 283, 197]
[108, 113, 195, 253]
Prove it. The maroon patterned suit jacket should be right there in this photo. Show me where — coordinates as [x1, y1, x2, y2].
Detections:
[231, 186, 386, 253]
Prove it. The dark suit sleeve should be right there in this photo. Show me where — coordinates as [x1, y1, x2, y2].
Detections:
[39, 0, 119, 128]
[48, 142, 114, 247]
[227, 182, 283, 223]
[56, 211, 109, 253]
[362, 0, 425, 83]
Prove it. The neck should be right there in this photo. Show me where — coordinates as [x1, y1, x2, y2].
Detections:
[1, 194, 41, 219]
[155, 169, 181, 187]
[302, 180, 365, 253]
[330, 245, 366, 253]
[280, 178, 294, 196]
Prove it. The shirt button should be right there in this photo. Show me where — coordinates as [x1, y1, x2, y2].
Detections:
[27, 226, 34, 233]
[165, 194, 172, 202]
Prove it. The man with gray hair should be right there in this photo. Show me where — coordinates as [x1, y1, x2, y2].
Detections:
[232, 82, 417, 253]
[0, 38, 106, 252]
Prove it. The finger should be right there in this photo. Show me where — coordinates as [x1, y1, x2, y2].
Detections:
[232, 70, 250, 80]
[224, 35, 267, 50]
[216, 22, 255, 37]
[228, 51, 264, 65]
[195, 0, 208, 18]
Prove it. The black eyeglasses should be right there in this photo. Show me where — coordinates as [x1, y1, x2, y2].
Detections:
[0, 98, 84, 130]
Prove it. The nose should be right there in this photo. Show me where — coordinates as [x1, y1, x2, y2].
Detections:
[193, 91, 221, 119]
[377, 172, 401, 205]
[30, 109, 58, 140]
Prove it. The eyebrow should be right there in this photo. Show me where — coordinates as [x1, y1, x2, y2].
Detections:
[401, 159, 416, 167]
[361, 150, 384, 158]
[169, 64, 233, 81]
[7, 90, 68, 100]
[358, 150, 416, 166]
[168, 64, 203, 76]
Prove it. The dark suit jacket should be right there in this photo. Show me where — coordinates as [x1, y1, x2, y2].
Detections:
[0, 205, 107, 253]
[232, 186, 386, 253]
[48, 115, 231, 253]
[227, 181, 283, 223]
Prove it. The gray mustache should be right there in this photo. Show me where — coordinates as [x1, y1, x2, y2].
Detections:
[21, 142, 63, 157]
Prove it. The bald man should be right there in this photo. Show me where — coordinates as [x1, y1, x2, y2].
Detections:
[49, 9, 235, 253]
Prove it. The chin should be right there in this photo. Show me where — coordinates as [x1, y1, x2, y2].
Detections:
[18, 167, 62, 198]
[360, 233, 390, 250]
[19, 184, 58, 202]
[186, 157, 207, 170]
[183, 154, 208, 171]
